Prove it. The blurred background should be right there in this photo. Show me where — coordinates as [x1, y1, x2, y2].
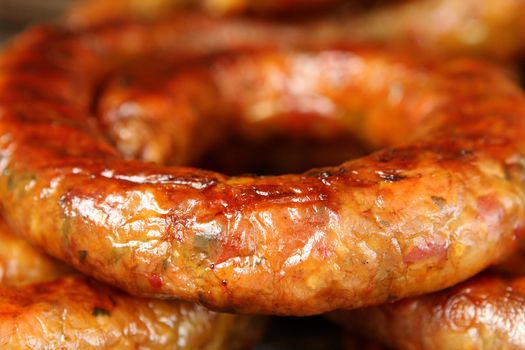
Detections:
[0, 0, 71, 43]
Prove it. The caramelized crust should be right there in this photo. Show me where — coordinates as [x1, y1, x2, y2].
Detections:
[0, 276, 262, 350]
[0, 219, 262, 349]
[331, 274, 525, 350]
[29, 1, 525, 347]
[66, 0, 525, 60]
[2, 19, 525, 315]
[322, 0, 525, 60]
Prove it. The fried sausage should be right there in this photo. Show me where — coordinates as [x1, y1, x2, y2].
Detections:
[66, 0, 525, 61]
[331, 274, 525, 350]
[0, 219, 262, 349]
[1, 22, 525, 315]
[0, 276, 262, 349]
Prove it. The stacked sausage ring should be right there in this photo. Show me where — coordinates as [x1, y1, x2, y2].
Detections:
[0, 217, 261, 348]
[2, 0, 525, 349]
[67, 0, 525, 60]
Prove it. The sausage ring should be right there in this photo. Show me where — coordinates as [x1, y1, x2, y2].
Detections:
[331, 273, 525, 349]
[1, 19, 525, 316]
[0, 217, 261, 349]
[66, 0, 525, 61]
[67, 0, 344, 24]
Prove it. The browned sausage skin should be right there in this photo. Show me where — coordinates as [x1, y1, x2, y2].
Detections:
[104, 54, 525, 348]
[0, 219, 262, 349]
[332, 246, 525, 350]
[331, 274, 525, 350]
[0, 277, 262, 349]
[66, 1, 525, 61]
[323, 0, 525, 60]
[66, 0, 344, 25]
[2, 19, 525, 316]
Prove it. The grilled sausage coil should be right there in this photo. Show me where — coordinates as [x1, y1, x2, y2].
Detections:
[1, 16, 525, 316]
[67, 0, 525, 61]
[331, 273, 525, 350]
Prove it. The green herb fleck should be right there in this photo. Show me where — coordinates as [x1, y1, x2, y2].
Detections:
[194, 231, 220, 257]
[431, 196, 446, 210]
[6, 174, 15, 192]
[386, 294, 399, 302]
[162, 258, 169, 271]
[92, 307, 111, 317]
[79, 250, 88, 263]
[62, 215, 73, 247]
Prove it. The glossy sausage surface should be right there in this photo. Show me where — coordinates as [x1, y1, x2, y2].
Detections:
[331, 274, 525, 350]
[0, 219, 261, 349]
[66, 0, 525, 61]
[2, 20, 525, 315]
[0, 277, 262, 350]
